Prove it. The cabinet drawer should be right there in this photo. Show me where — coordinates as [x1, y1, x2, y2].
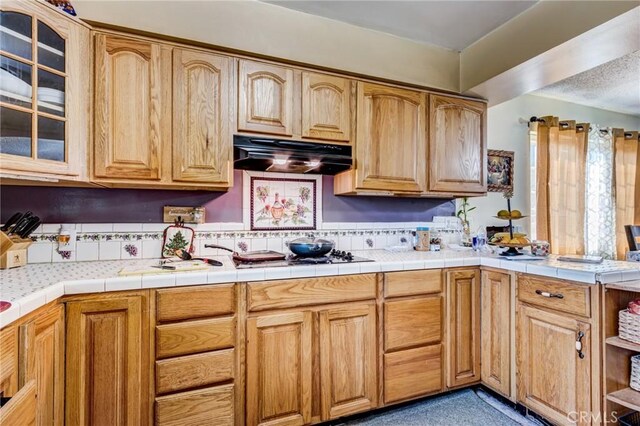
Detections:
[518, 276, 591, 318]
[385, 269, 442, 298]
[385, 295, 442, 351]
[248, 274, 376, 312]
[384, 345, 442, 404]
[155, 384, 234, 426]
[156, 317, 235, 359]
[156, 284, 235, 323]
[156, 349, 234, 395]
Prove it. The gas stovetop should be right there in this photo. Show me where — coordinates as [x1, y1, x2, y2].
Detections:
[233, 249, 374, 269]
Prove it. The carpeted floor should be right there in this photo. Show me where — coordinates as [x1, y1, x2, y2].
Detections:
[338, 389, 541, 426]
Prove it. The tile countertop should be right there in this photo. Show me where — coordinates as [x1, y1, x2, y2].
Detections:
[1, 249, 640, 328]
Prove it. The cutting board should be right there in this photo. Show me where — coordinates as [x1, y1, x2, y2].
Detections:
[118, 261, 210, 276]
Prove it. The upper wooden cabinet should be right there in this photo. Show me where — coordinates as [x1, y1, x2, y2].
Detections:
[301, 71, 351, 143]
[172, 48, 233, 185]
[428, 94, 487, 193]
[335, 82, 426, 194]
[92, 32, 232, 190]
[93, 33, 168, 181]
[446, 268, 481, 388]
[238, 59, 294, 136]
[0, 0, 90, 182]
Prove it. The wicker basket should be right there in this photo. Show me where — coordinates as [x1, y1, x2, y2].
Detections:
[631, 355, 640, 392]
[619, 309, 640, 344]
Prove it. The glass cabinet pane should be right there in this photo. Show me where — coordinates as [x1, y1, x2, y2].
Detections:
[37, 21, 64, 72]
[0, 55, 32, 108]
[37, 115, 64, 161]
[0, 12, 32, 60]
[0, 106, 32, 157]
[37, 68, 64, 116]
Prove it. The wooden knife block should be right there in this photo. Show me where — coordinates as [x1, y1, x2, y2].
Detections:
[0, 231, 32, 269]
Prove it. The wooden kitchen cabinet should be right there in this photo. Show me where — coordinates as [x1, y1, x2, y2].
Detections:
[93, 32, 170, 181]
[319, 302, 378, 419]
[238, 59, 294, 136]
[246, 310, 313, 426]
[301, 71, 352, 143]
[517, 304, 592, 425]
[65, 292, 151, 426]
[172, 48, 233, 185]
[428, 94, 486, 194]
[335, 82, 427, 194]
[19, 303, 64, 426]
[382, 270, 444, 404]
[0, 0, 90, 183]
[480, 270, 512, 398]
[446, 268, 481, 388]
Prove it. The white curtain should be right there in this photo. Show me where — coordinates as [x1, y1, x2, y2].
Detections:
[585, 125, 616, 259]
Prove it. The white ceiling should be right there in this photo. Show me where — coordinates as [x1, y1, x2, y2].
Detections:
[263, 0, 538, 51]
[533, 51, 640, 117]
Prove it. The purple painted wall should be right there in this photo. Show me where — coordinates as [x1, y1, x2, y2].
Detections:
[0, 171, 454, 223]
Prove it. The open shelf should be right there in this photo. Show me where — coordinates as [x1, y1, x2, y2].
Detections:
[607, 388, 640, 412]
[607, 336, 640, 352]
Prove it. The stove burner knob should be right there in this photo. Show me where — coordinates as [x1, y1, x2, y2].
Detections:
[345, 252, 353, 262]
[340, 251, 346, 257]
[331, 249, 339, 257]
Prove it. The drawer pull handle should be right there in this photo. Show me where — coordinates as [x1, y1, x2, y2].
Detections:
[535, 290, 564, 299]
[576, 331, 585, 359]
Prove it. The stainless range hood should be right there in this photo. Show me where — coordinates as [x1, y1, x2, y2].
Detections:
[233, 135, 352, 175]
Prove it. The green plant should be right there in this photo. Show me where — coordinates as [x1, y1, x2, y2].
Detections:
[456, 197, 476, 224]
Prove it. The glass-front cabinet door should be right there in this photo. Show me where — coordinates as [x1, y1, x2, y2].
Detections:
[0, 0, 89, 181]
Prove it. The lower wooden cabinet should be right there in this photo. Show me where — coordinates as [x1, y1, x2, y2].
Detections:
[65, 293, 151, 425]
[0, 380, 37, 425]
[446, 269, 481, 388]
[517, 304, 592, 425]
[319, 302, 378, 419]
[246, 311, 313, 426]
[19, 304, 65, 426]
[480, 270, 512, 398]
[155, 384, 235, 426]
[384, 344, 442, 404]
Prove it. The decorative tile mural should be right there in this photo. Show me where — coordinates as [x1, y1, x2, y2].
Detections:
[250, 176, 317, 231]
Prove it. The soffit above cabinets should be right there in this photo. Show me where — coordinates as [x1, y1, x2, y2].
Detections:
[262, 0, 538, 51]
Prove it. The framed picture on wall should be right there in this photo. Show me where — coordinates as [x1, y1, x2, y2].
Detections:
[487, 150, 514, 193]
[249, 176, 317, 231]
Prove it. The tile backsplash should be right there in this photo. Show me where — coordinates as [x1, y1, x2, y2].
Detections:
[25, 219, 461, 263]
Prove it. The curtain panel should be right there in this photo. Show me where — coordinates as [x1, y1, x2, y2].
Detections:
[534, 117, 588, 255]
[614, 130, 640, 259]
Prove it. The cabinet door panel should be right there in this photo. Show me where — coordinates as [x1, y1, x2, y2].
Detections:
[355, 82, 426, 193]
[447, 269, 481, 388]
[173, 48, 232, 184]
[517, 305, 591, 425]
[319, 302, 377, 420]
[301, 72, 351, 142]
[238, 60, 293, 136]
[480, 270, 511, 397]
[429, 94, 486, 193]
[384, 295, 442, 351]
[246, 311, 312, 426]
[94, 34, 166, 180]
[19, 304, 65, 426]
[65, 295, 149, 426]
